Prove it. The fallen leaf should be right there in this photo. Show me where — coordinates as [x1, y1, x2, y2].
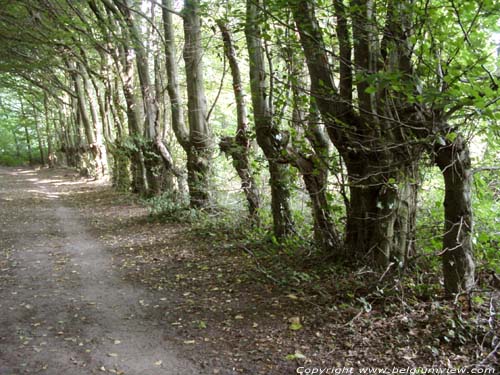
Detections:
[289, 316, 303, 331]
[285, 352, 306, 360]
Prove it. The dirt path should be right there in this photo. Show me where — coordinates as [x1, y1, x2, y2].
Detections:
[0, 167, 200, 374]
[2, 167, 497, 374]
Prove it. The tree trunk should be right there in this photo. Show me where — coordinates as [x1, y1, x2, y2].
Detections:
[117, 0, 171, 195]
[58, 106, 72, 167]
[183, 0, 213, 208]
[217, 20, 261, 221]
[81, 65, 108, 178]
[23, 126, 33, 165]
[435, 133, 475, 295]
[43, 93, 55, 167]
[102, 72, 131, 192]
[245, 0, 294, 238]
[33, 108, 46, 166]
[12, 130, 21, 158]
[20, 101, 33, 165]
[162, 0, 190, 198]
[288, 103, 342, 254]
[291, 0, 420, 267]
[118, 42, 148, 194]
[344, 160, 418, 267]
[162, 0, 189, 150]
[284, 37, 342, 254]
[67, 60, 102, 178]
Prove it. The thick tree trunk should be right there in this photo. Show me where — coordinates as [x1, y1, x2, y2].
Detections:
[344, 157, 418, 267]
[88, 73, 111, 179]
[59, 105, 78, 168]
[183, 0, 213, 208]
[268, 163, 294, 238]
[119, 43, 148, 194]
[72, 105, 92, 176]
[217, 21, 261, 221]
[292, 0, 421, 267]
[108, 70, 131, 191]
[111, 140, 132, 192]
[81, 69, 107, 179]
[245, 0, 294, 237]
[435, 133, 475, 295]
[68, 60, 105, 178]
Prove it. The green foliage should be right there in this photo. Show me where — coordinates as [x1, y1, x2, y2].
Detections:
[416, 161, 500, 276]
[473, 170, 500, 274]
[146, 191, 193, 223]
[0, 90, 44, 166]
[0, 154, 26, 166]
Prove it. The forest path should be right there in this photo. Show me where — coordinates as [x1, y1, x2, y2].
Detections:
[0, 167, 200, 375]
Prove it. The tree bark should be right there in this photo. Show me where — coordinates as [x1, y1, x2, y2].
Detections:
[117, 40, 148, 194]
[162, 0, 189, 196]
[344, 162, 418, 267]
[162, 0, 189, 150]
[435, 133, 475, 295]
[183, 0, 213, 208]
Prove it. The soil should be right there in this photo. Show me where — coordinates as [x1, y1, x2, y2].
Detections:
[0, 167, 498, 375]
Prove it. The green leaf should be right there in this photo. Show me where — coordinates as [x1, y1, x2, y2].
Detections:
[445, 132, 457, 142]
[365, 86, 377, 94]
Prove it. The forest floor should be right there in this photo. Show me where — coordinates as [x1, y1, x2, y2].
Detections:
[0, 167, 498, 375]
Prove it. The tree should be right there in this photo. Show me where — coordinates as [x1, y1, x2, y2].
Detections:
[291, 0, 421, 267]
[182, 0, 214, 208]
[217, 20, 261, 221]
[245, 0, 294, 238]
